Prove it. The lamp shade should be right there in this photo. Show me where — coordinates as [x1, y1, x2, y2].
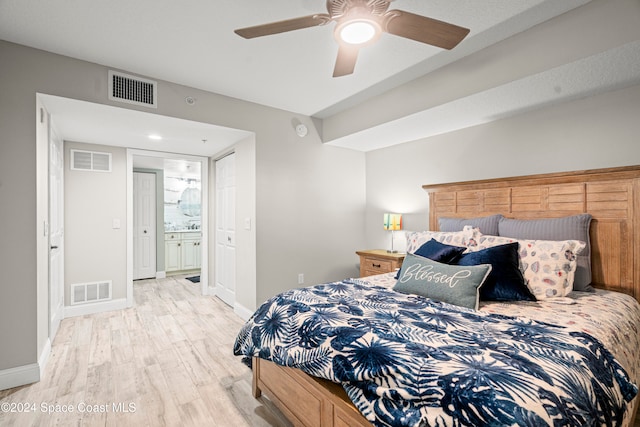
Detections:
[383, 213, 402, 231]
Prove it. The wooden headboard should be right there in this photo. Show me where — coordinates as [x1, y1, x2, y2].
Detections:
[423, 166, 640, 303]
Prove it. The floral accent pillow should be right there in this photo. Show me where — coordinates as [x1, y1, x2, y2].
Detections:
[466, 233, 586, 299]
[405, 226, 477, 254]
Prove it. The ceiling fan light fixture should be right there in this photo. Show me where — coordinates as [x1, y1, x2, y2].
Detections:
[233, 0, 470, 77]
[338, 20, 379, 45]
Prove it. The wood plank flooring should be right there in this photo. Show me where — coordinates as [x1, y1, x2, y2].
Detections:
[0, 275, 292, 427]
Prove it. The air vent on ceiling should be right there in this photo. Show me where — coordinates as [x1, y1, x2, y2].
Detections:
[108, 70, 157, 108]
[71, 149, 112, 172]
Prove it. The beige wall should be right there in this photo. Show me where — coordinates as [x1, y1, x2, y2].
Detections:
[64, 142, 127, 303]
[0, 40, 366, 376]
[364, 83, 640, 250]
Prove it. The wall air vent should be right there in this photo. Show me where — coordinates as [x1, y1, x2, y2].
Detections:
[108, 70, 157, 108]
[71, 281, 112, 305]
[71, 149, 112, 172]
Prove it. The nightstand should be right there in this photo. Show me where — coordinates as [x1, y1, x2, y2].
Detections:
[356, 249, 405, 277]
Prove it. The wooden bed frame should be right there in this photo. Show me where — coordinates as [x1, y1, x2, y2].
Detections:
[252, 165, 640, 427]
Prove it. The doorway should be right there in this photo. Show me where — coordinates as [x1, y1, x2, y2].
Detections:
[37, 93, 256, 321]
[127, 150, 210, 301]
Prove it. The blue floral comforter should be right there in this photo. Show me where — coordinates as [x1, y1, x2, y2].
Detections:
[233, 280, 638, 426]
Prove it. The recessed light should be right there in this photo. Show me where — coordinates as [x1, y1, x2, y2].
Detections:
[148, 134, 163, 140]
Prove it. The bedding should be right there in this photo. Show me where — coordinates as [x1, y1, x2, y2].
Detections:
[405, 229, 475, 254]
[466, 231, 586, 299]
[439, 214, 503, 235]
[497, 214, 593, 291]
[455, 242, 536, 302]
[413, 239, 466, 264]
[392, 253, 492, 310]
[437, 214, 594, 292]
[371, 272, 640, 392]
[234, 273, 639, 427]
[394, 238, 466, 279]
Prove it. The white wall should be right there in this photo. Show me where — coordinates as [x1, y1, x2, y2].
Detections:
[64, 142, 127, 303]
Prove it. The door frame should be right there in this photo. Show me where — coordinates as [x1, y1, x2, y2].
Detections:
[48, 121, 64, 340]
[126, 149, 210, 303]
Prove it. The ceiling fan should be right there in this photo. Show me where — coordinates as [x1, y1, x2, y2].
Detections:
[234, 0, 470, 77]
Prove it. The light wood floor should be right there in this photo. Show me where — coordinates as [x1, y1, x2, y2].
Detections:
[0, 275, 292, 427]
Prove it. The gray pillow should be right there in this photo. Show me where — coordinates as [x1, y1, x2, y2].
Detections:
[497, 214, 593, 292]
[393, 253, 492, 310]
[439, 214, 503, 235]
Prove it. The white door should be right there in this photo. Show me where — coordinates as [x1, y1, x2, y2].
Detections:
[49, 124, 64, 340]
[215, 154, 236, 306]
[133, 172, 156, 280]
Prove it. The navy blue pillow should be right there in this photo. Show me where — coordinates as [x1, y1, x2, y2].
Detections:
[415, 239, 466, 263]
[396, 239, 466, 279]
[455, 242, 536, 302]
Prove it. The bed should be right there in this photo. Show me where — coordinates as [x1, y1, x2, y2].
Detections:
[234, 166, 640, 427]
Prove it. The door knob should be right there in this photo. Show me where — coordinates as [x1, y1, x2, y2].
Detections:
[50, 245, 58, 250]
[143, 230, 147, 234]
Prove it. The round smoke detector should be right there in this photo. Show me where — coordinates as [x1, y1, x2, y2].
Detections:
[295, 123, 308, 137]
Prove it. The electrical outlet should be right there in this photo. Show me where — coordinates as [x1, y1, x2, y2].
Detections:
[298, 273, 304, 285]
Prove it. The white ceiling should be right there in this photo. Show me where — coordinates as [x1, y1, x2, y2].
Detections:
[2, 0, 626, 154]
[41, 94, 252, 157]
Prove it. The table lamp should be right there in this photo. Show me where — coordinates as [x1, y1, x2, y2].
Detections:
[383, 213, 402, 253]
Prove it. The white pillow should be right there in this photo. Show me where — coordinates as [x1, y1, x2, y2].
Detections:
[405, 226, 476, 254]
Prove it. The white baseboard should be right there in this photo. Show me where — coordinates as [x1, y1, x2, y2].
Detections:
[38, 338, 51, 378]
[234, 302, 255, 321]
[156, 271, 166, 279]
[64, 298, 128, 318]
[208, 285, 216, 296]
[50, 303, 63, 339]
[0, 363, 39, 391]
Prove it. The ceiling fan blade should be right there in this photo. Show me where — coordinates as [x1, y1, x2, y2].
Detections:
[333, 44, 360, 77]
[235, 14, 331, 39]
[384, 10, 470, 50]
